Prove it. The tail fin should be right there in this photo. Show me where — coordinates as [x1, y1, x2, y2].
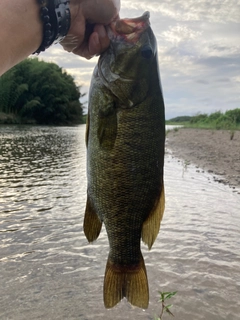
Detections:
[103, 254, 149, 309]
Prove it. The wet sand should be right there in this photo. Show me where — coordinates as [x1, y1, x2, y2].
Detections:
[166, 128, 240, 192]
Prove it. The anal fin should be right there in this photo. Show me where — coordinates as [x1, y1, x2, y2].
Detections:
[142, 184, 165, 250]
[83, 196, 102, 242]
[104, 254, 149, 309]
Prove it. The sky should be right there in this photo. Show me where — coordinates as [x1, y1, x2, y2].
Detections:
[39, 0, 240, 119]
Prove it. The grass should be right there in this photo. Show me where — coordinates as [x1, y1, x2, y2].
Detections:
[166, 121, 240, 131]
[166, 109, 240, 131]
[183, 122, 240, 130]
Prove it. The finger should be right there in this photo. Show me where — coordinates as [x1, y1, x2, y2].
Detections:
[88, 32, 101, 56]
[76, 33, 100, 59]
[92, 24, 110, 53]
[61, 35, 79, 52]
[73, 25, 110, 59]
[72, 38, 96, 59]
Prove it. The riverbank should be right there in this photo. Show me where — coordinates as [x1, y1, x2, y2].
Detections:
[0, 112, 22, 124]
[166, 128, 240, 191]
[0, 112, 84, 125]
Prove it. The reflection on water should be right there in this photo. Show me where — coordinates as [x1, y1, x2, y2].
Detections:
[166, 124, 183, 130]
[0, 125, 239, 320]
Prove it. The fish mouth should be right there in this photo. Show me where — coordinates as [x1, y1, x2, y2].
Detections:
[98, 12, 151, 86]
[107, 11, 150, 44]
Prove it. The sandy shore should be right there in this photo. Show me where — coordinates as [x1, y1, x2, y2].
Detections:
[166, 128, 240, 192]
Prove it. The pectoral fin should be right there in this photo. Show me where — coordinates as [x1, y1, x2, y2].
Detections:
[142, 184, 165, 250]
[83, 195, 102, 242]
[97, 106, 117, 150]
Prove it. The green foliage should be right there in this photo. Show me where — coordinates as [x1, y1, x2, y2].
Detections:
[190, 113, 208, 124]
[215, 115, 233, 130]
[168, 109, 240, 130]
[186, 109, 240, 130]
[207, 111, 222, 122]
[82, 114, 88, 124]
[154, 291, 177, 320]
[225, 108, 240, 123]
[0, 69, 28, 114]
[0, 58, 84, 125]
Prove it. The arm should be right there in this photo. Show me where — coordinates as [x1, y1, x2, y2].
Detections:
[0, 0, 120, 76]
[0, 0, 42, 75]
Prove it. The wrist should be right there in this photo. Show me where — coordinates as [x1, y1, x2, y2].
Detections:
[34, 0, 71, 54]
[67, 0, 83, 35]
[68, 0, 80, 22]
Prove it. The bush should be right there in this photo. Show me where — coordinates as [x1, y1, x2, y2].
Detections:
[225, 108, 240, 124]
[190, 113, 208, 124]
[0, 58, 84, 125]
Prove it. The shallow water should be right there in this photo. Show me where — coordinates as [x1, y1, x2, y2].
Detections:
[0, 125, 239, 320]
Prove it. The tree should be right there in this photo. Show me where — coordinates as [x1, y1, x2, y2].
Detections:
[0, 58, 84, 125]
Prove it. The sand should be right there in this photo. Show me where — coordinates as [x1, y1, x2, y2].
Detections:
[166, 128, 240, 192]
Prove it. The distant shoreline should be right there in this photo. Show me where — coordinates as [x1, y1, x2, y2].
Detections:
[166, 128, 240, 193]
[0, 112, 84, 126]
[0, 112, 23, 125]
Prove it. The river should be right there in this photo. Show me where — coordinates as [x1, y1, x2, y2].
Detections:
[0, 125, 239, 319]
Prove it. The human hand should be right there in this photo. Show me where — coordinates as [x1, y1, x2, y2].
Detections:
[61, 0, 120, 59]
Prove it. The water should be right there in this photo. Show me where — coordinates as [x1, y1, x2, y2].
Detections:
[0, 125, 239, 320]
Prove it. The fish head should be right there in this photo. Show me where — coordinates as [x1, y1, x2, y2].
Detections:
[98, 12, 158, 108]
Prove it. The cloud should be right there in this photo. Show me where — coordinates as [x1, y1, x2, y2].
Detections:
[162, 25, 202, 45]
[122, 0, 240, 23]
[36, 0, 240, 119]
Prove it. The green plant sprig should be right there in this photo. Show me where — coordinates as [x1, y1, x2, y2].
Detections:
[154, 291, 177, 320]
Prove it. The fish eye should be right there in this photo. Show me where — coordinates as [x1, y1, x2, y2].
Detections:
[141, 46, 153, 59]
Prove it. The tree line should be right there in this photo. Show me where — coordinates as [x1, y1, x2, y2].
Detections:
[0, 58, 84, 125]
[167, 109, 240, 130]
[189, 109, 240, 129]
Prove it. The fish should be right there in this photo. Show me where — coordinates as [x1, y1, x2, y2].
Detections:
[84, 12, 165, 309]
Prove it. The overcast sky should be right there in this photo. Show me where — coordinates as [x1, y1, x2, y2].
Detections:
[40, 0, 240, 119]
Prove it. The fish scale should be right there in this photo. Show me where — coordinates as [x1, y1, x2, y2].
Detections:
[84, 12, 165, 309]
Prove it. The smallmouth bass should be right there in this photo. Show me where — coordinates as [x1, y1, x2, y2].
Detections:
[84, 12, 165, 309]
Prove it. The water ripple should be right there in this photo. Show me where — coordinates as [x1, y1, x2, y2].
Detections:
[0, 125, 239, 320]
